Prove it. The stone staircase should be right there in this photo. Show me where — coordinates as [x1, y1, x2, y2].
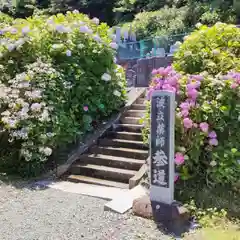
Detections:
[64, 95, 148, 189]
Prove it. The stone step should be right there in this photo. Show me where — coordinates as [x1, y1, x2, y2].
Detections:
[90, 146, 148, 160]
[71, 164, 137, 183]
[107, 131, 143, 141]
[78, 154, 144, 170]
[124, 110, 145, 118]
[131, 104, 146, 110]
[99, 138, 148, 150]
[115, 124, 144, 133]
[136, 98, 146, 104]
[66, 175, 129, 189]
[120, 116, 142, 125]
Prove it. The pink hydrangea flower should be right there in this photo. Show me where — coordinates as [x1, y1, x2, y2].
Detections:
[199, 122, 209, 133]
[168, 76, 178, 86]
[191, 75, 204, 81]
[208, 131, 217, 139]
[180, 102, 190, 110]
[187, 81, 201, 89]
[175, 152, 185, 165]
[209, 138, 218, 146]
[83, 105, 88, 111]
[183, 118, 193, 129]
[231, 83, 238, 89]
[181, 109, 189, 117]
[187, 88, 198, 99]
[152, 69, 158, 75]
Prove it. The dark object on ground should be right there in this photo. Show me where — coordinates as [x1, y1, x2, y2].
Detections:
[133, 195, 191, 237]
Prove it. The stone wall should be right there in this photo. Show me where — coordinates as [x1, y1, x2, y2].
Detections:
[118, 56, 173, 88]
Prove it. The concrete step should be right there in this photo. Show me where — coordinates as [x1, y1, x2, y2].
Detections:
[124, 110, 145, 118]
[71, 164, 137, 183]
[136, 98, 146, 104]
[79, 154, 144, 170]
[115, 123, 143, 133]
[131, 104, 146, 110]
[107, 131, 143, 141]
[90, 146, 148, 160]
[120, 116, 142, 125]
[66, 175, 129, 189]
[99, 138, 148, 150]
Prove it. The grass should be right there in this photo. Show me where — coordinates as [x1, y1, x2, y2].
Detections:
[174, 180, 240, 239]
[184, 225, 240, 240]
[175, 181, 240, 219]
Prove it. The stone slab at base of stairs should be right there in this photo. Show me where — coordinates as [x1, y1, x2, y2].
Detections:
[44, 180, 128, 200]
[104, 185, 147, 214]
[32, 180, 147, 214]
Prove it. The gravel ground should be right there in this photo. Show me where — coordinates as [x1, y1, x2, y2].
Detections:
[0, 181, 172, 240]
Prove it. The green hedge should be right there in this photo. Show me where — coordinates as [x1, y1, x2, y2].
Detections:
[174, 23, 240, 75]
[0, 11, 126, 176]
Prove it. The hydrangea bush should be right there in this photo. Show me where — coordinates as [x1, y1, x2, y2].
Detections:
[174, 22, 240, 75]
[142, 66, 240, 186]
[0, 11, 126, 175]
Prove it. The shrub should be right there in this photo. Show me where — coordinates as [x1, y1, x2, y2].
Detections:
[174, 23, 240, 75]
[0, 11, 13, 26]
[0, 11, 126, 176]
[122, 6, 189, 39]
[142, 66, 240, 186]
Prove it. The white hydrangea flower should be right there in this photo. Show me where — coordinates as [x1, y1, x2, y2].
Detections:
[184, 51, 192, 57]
[80, 26, 90, 33]
[113, 90, 121, 97]
[22, 26, 30, 35]
[212, 49, 220, 56]
[39, 147, 52, 156]
[73, 9, 79, 14]
[1, 110, 11, 116]
[52, 44, 64, 50]
[46, 18, 54, 25]
[7, 44, 15, 52]
[101, 73, 111, 81]
[66, 50, 72, 57]
[210, 160, 217, 167]
[78, 43, 84, 49]
[117, 81, 124, 87]
[25, 90, 42, 99]
[39, 109, 50, 122]
[10, 28, 18, 34]
[109, 42, 118, 49]
[30, 103, 42, 112]
[93, 35, 101, 42]
[91, 17, 100, 25]
[55, 25, 71, 33]
[195, 22, 202, 29]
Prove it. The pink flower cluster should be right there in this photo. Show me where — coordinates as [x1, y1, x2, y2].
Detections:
[224, 72, 240, 89]
[147, 66, 181, 100]
[175, 152, 184, 165]
[180, 75, 203, 129]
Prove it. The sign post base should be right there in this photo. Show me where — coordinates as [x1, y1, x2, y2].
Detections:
[151, 200, 190, 237]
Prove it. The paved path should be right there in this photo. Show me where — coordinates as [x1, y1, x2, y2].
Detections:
[0, 181, 171, 240]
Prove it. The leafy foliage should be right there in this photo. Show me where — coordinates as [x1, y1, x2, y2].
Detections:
[143, 66, 240, 186]
[0, 12, 126, 176]
[142, 24, 240, 186]
[174, 23, 240, 75]
[121, 6, 189, 39]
